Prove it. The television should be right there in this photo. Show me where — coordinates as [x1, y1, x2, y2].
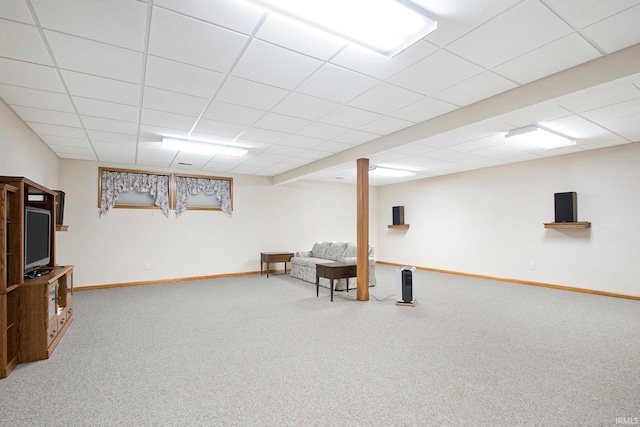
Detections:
[24, 206, 52, 274]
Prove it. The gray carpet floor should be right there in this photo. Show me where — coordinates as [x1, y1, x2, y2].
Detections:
[1, 264, 639, 426]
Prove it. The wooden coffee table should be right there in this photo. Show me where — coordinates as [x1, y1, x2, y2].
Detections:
[260, 252, 294, 278]
[316, 262, 357, 302]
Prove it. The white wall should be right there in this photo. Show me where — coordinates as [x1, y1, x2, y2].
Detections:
[0, 100, 59, 188]
[57, 159, 378, 287]
[376, 143, 640, 297]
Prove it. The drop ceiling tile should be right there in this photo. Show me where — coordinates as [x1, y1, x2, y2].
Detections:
[215, 76, 289, 110]
[276, 134, 324, 149]
[139, 124, 189, 141]
[26, 122, 85, 138]
[558, 78, 640, 113]
[192, 118, 246, 139]
[87, 130, 138, 144]
[448, 138, 501, 153]
[297, 122, 349, 140]
[141, 109, 195, 131]
[331, 40, 438, 80]
[0, 85, 74, 112]
[581, 4, 640, 53]
[600, 112, 640, 141]
[313, 140, 355, 154]
[239, 127, 287, 143]
[0, 20, 52, 65]
[358, 116, 414, 135]
[47, 144, 96, 157]
[45, 30, 142, 83]
[38, 134, 90, 147]
[12, 105, 81, 127]
[348, 83, 424, 115]
[390, 97, 457, 123]
[493, 33, 602, 85]
[474, 144, 543, 162]
[0, 1, 35, 24]
[333, 129, 379, 145]
[539, 115, 615, 142]
[319, 105, 380, 128]
[144, 56, 225, 98]
[498, 102, 573, 128]
[154, 0, 264, 35]
[296, 64, 378, 104]
[202, 101, 264, 126]
[271, 92, 339, 121]
[200, 156, 247, 172]
[148, 8, 248, 73]
[544, 0, 640, 28]
[581, 97, 640, 122]
[73, 97, 139, 122]
[256, 13, 346, 60]
[97, 153, 137, 164]
[31, 0, 147, 51]
[447, 0, 573, 69]
[389, 50, 484, 96]
[0, 58, 64, 92]
[143, 86, 208, 116]
[170, 151, 212, 169]
[61, 70, 140, 106]
[232, 39, 322, 90]
[136, 145, 177, 164]
[432, 72, 517, 107]
[253, 112, 310, 133]
[81, 116, 138, 135]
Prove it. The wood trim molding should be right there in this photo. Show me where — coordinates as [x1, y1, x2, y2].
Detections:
[75, 271, 258, 291]
[376, 261, 640, 301]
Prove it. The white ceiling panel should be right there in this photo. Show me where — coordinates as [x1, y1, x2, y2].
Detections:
[271, 93, 339, 121]
[389, 50, 484, 95]
[580, 5, 640, 53]
[432, 72, 517, 107]
[359, 116, 414, 135]
[148, 8, 248, 73]
[253, 113, 310, 133]
[140, 109, 195, 132]
[447, 0, 573, 69]
[390, 97, 457, 123]
[297, 122, 349, 140]
[87, 130, 138, 144]
[231, 39, 322, 90]
[296, 64, 378, 104]
[580, 97, 640, 123]
[44, 30, 142, 83]
[0, 20, 52, 65]
[144, 56, 225, 99]
[318, 106, 381, 129]
[154, 0, 264, 35]
[192, 118, 246, 139]
[494, 33, 602, 85]
[333, 130, 379, 145]
[202, 101, 264, 126]
[38, 134, 90, 147]
[215, 76, 288, 110]
[80, 116, 138, 135]
[0, 58, 64, 92]
[31, 0, 147, 51]
[12, 105, 81, 127]
[0, 0, 34, 24]
[0, 85, 73, 112]
[600, 112, 640, 141]
[276, 135, 324, 149]
[142, 86, 208, 116]
[348, 83, 424, 115]
[256, 13, 345, 60]
[544, 0, 640, 28]
[61, 70, 140, 106]
[558, 77, 640, 113]
[73, 97, 139, 123]
[26, 122, 86, 139]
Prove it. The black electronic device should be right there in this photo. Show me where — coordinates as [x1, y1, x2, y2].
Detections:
[392, 206, 404, 225]
[24, 206, 52, 273]
[554, 192, 577, 222]
[402, 269, 413, 303]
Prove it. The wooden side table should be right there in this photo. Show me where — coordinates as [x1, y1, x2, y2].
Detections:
[315, 262, 357, 302]
[260, 252, 294, 278]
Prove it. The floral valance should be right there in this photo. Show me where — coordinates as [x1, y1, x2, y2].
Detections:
[99, 170, 170, 217]
[175, 176, 232, 217]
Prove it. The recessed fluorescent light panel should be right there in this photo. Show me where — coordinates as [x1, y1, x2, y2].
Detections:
[505, 125, 576, 150]
[246, 0, 437, 57]
[162, 138, 248, 157]
[369, 165, 416, 177]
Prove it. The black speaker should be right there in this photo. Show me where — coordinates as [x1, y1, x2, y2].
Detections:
[55, 190, 65, 226]
[402, 269, 413, 303]
[554, 192, 577, 222]
[392, 206, 404, 225]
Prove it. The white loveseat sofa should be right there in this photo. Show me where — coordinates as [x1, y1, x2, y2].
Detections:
[290, 241, 376, 290]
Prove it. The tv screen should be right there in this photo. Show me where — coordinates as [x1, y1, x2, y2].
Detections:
[24, 206, 51, 272]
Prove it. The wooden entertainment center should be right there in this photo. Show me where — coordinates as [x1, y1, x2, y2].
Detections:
[1, 176, 74, 379]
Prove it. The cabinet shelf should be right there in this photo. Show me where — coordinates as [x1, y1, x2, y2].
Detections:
[544, 221, 591, 229]
[388, 224, 410, 229]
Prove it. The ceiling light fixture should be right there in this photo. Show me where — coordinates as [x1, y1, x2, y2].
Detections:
[369, 165, 416, 177]
[505, 125, 576, 150]
[161, 137, 248, 157]
[245, 0, 437, 57]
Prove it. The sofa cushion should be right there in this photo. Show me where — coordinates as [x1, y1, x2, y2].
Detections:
[325, 242, 347, 261]
[312, 241, 331, 259]
[343, 243, 356, 258]
[292, 256, 331, 269]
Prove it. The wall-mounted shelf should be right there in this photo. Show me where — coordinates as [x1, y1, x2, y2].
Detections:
[544, 222, 591, 229]
[388, 224, 410, 229]
[56, 225, 68, 232]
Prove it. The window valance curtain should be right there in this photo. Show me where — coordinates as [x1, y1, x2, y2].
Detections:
[175, 176, 232, 217]
[100, 171, 170, 217]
